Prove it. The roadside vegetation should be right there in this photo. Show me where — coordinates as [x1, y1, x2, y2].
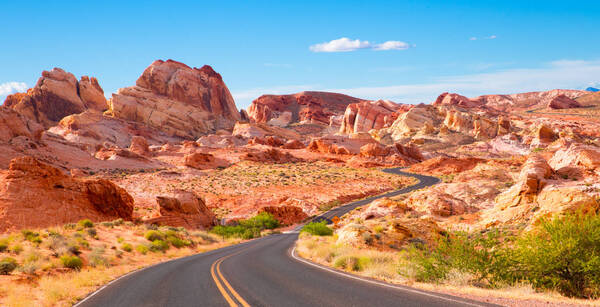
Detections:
[0, 219, 238, 306]
[210, 212, 280, 239]
[297, 211, 600, 303]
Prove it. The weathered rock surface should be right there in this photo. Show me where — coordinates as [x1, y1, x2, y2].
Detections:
[549, 143, 600, 172]
[149, 190, 216, 229]
[408, 156, 484, 175]
[548, 94, 582, 109]
[339, 100, 408, 134]
[0, 156, 133, 231]
[247, 91, 365, 125]
[258, 205, 308, 225]
[109, 59, 240, 139]
[433, 92, 482, 108]
[0, 107, 44, 143]
[495, 154, 552, 207]
[4, 68, 107, 127]
[232, 122, 301, 140]
[241, 148, 301, 163]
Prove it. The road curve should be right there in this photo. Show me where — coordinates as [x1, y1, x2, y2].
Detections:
[76, 168, 496, 307]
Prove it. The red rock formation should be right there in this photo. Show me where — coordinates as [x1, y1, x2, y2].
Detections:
[472, 89, 586, 112]
[247, 91, 366, 125]
[0, 156, 133, 231]
[109, 59, 241, 139]
[129, 136, 150, 156]
[339, 100, 408, 134]
[241, 148, 301, 163]
[281, 139, 305, 149]
[408, 156, 484, 175]
[0, 107, 44, 143]
[148, 190, 216, 229]
[496, 154, 552, 206]
[359, 143, 390, 157]
[4, 68, 107, 127]
[258, 205, 308, 225]
[248, 136, 285, 147]
[547, 94, 582, 109]
[184, 152, 216, 169]
[433, 92, 482, 108]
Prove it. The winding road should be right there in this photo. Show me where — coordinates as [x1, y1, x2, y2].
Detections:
[76, 168, 496, 307]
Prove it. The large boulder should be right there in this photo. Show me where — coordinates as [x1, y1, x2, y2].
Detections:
[149, 190, 217, 229]
[258, 205, 308, 225]
[109, 60, 241, 139]
[0, 156, 133, 231]
[495, 154, 552, 207]
[4, 68, 107, 127]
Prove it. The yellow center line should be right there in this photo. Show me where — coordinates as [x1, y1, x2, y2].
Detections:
[210, 258, 238, 307]
[210, 249, 252, 307]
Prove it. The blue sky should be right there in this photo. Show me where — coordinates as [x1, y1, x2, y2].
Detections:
[1, 0, 599, 109]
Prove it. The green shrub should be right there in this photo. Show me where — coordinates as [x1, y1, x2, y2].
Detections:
[78, 219, 94, 228]
[87, 228, 97, 237]
[0, 257, 17, 275]
[333, 256, 369, 271]
[240, 212, 280, 230]
[121, 243, 133, 252]
[510, 212, 600, 298]
[149, 240, 169, 253]
[21, 230, 42, 244]
[0, 239, 8, 252]
[210, 212, 280, 239]
[10, 244, 23, 255]
[144, 230, 164, 242]
[167, 236, 190, 248]
[301, 221, 333, 236]
[112, 218, 124, 226]
[135, 244, 149, 255]
[60, 255, 83, 270]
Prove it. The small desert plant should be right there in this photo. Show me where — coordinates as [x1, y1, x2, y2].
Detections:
[0, 239, 8, 252]
[301, 221, 333, 236]
[121, 243, 133, 252]
[10, 244, 23, 255]
[135, 244, 149, 255]
[144, 230, 164, 242]
[88, 248, 109, 267]
[149, 240, 169, 253]
[21, 230, 42, 244]
[0, 257, 18, 275]
[77, 219, 94, 228]
[60, 255, 83, 270]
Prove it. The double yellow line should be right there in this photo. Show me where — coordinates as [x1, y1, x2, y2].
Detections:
[210, 252, 251, 307]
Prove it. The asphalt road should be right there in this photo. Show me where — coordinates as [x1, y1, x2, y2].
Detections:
[76, 168, 496, 307]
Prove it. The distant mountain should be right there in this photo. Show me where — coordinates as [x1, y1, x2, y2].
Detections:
[586, 87, 599, 92]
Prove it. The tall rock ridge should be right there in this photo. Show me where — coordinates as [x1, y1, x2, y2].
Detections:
[109, 59, 241, 139]
[3, 68, 108, 128]
[247, 91, 366, 127]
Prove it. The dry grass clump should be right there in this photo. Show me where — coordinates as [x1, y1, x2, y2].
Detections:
[0, 220, 237, 306]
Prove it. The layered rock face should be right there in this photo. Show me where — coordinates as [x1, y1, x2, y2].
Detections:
[547, 94, 582, 109]
[495, 154, 552, 207]
[0, 156, 133, 231]
[109, 60, 241, 139]
[339, 100, 409, 134]
[473, 89, 586, 111]
[0, 107, 43, 143]
[149, 190, 217, 229]
[4, 68, 107, 128]
[247, 91, 365, 126]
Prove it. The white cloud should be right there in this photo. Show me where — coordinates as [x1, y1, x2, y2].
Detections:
[326, 59, 600, 103]
[0, 82, 27, 96]
[309, 37, 411, 52]
[373, 41, 411, 51]
[470, 35, 497, 41]
[309, 37, 371, 52]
